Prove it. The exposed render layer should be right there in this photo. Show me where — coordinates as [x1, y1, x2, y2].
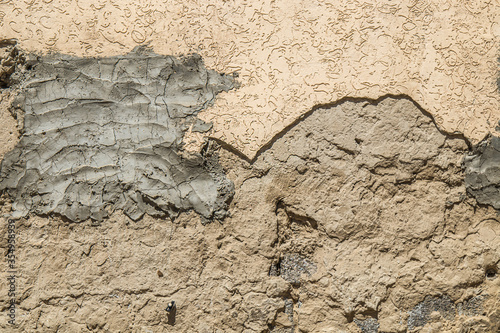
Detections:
[1, 0, 500, 158]
[0, 47, 236, 222]
[236, 97, 499, 332]
[1, 97, 498, 332]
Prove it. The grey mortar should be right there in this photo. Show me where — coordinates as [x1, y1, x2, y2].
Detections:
[464, 136, 500, 209]
[0, 46, 237, 222]
[407, 295, 455, 331]
[456, 295, 487, 317]
[279, 254, 317, 286]
[407, 294, 487, 331]
[354, 318, 379, 333]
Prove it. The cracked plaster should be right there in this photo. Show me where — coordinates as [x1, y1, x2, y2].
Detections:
[0, 46, 236, 222]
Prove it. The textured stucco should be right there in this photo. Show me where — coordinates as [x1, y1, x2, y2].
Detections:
[1, 0, 499, 158]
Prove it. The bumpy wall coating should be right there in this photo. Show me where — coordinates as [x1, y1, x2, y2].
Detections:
[0, 47, 236, 222]
[1, 0, 499, 158]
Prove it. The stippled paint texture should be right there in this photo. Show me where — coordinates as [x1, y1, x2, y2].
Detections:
[1, 0, 499, 158]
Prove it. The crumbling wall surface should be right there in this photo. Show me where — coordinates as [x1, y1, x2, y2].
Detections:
[0, 39, 25, 88]
[0, 97, 498, 332]
[244, 97, 499, 332]
[0, 46, 236, 222]
[0, 40, 24, 160]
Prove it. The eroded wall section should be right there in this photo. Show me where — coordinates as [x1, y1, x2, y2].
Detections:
[1, 97, 498, 332]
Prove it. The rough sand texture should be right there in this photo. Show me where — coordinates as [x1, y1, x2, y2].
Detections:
[1, 0, 499, 158]
[1, 1, 500, 331]
[1, 97, 498, 332]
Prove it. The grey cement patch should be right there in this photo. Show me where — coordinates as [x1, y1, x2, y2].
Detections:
[353, 318, 379, 333]
[456, 295, 487, 317]
[464, 136, 500, 209]
[0, 47, 236, 222]
[279, 254, 317, 285]
[407, 295, 455, 331]
[407, 295, 487, 331]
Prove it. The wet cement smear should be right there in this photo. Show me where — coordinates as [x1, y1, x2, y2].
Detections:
[464, 136, 500, 210]
[0, 47, 236, 222]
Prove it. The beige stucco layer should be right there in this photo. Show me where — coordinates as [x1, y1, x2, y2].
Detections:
[1, 0, 499, 158]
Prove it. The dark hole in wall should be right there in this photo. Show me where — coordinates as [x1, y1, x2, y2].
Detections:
[485, 266, 497, 280]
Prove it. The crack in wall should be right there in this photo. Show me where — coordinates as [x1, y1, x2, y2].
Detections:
[211, 94, 473, 165]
